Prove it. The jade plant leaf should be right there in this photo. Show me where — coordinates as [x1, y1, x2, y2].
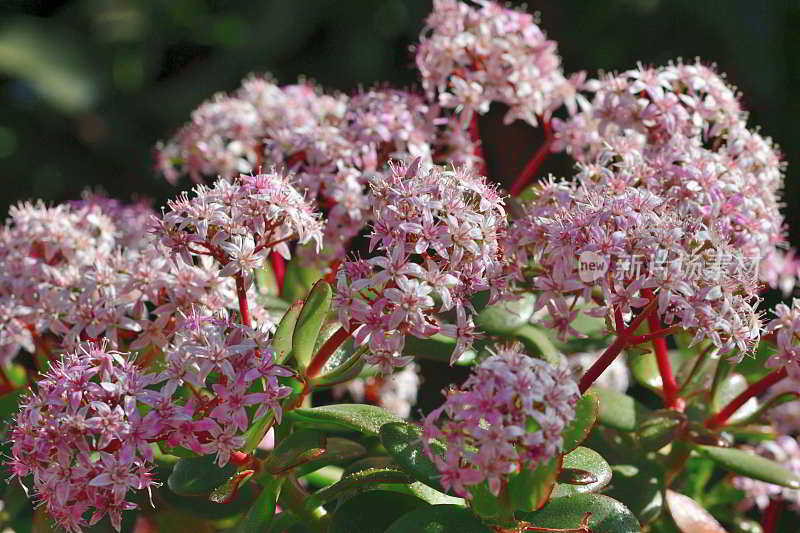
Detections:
[282, 257, 322, 303]
[384, 504, 491, 533]
[263, 429, 327, 474]
[380, 421, 447, 492]
[665, 490, 727, 533]
[167, 455, 237, 496]
[473, 292, 535, 334]
[590, 386, 651, 432]
[287, 404, 402, 437]
[236, 475, 282, 533]
[508, 456, 560, 512]
[551, 446, 612, 498]
[330, 490, 427, 533]
[272, 300, 304, 364]
[710, 373, 759, 424]
[695, 445, 800, 488]
[520, 494, 640, 533]
[308, 467, 413, 505]
[292, 280, 332, 369]
[562, 392, 600, 452]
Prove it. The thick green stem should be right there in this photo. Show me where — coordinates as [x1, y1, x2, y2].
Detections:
[278, 475, 330, 533]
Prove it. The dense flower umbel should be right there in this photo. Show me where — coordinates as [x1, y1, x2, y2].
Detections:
[765, 299, 800, 379]
[157, 77, 480, 262]
[9, 344, 160, 532]
[553, 61, 790, 289]
[421, 343, 579, 498]
[511, 180, 762, 355]
[151, 310, 293, 465]
[733, 436, 800, 512]
[153, 172, 323, 284]
[334, 160, 510, 371]
[416, 0, 580, 126]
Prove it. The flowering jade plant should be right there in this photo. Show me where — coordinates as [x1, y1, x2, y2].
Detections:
[4, 1, 800, 533]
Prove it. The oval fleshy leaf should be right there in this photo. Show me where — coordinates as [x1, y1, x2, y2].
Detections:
[263, 429, 327, 474]
[474, 293, 535, 334]
[562, 392, 599, 452]
[512, 324, 565, 366]
[551, 447, 612, 498]
[384, 504, 491, 533]
[309, 467, 413, 505]
[236, 475, 282, 533]
[330, 490, 427, 533]
[665, 490, 728, 533]
[590, 386, 651, 432]
[711, 373, 759, 424]
[695, 445, 800, 489]
[520, 494, 640, 533]
[380, 421, 446, 492]
[292, 280, 332, 369]
[508, 456, 560, 512]
[167, 455, 237, 496]
[287, 404, 402, 437]
[636, 410, 687, 452]
[283, 257, 322, 303]
[272, 300, 303, 364]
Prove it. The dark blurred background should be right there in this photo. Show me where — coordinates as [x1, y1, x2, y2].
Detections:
[0, 0, 798, 245]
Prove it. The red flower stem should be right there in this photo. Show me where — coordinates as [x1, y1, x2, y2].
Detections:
[706, 367, 788, 429]
[628, 326, 681, 345]
[509, 120, 553, 197]
[468, 115, 488, 176]
[641, 289, 680, 409]
[305, 327, 351, 379]
[270, 252, 286, 297]
[579, 297, 659, 393]
[762, 499, 783, 533]
[235, 274, 251, 328]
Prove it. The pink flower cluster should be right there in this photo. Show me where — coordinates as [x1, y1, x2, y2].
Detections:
[421, 343, 579, 498]
[334, 160, 510, 371]
[733, 436, 800, 511]
[9, 344, 160, 532]
[765, 298, 800, 378]
[152, 172, 323, 284]
[156, 78, 479, 262]
[416, 0, 580, 125]
[553, 62, 792, 289]
[511, 181, 762, 355]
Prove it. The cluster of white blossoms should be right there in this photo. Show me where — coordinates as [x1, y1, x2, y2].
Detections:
[510, 180, 762, 355]
[157, 78, 480, 262]
[334, 160, 510, 372]
[765, 298, 800, 379]
[553, 61, 792, 290]
[416, 0, 580, 125]
[422, 343, 579, 498]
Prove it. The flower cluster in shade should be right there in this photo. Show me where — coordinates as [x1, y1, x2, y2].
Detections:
[9, 324, 292, 532]
[156, 77, 481, 262]
[552, 61, 794, 290]
[333, 160, 510, 373]
[421, 343, 579, 498]
[0, 171, 316, 365]
[732, 436, 800, 512]
[416, 0, 581, 126]
[332, 363, 421, 419]
[765, 298, 800, 379]
[510, 180, 762, 356]
[152, 171, 323, 285]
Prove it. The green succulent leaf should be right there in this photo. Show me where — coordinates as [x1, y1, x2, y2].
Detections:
[291, 280, 332, 369]
[520, 494, 640, 533]
[330, 490, 428, 533]
[473, 292, 535, 334]
[384, 504, 491, 533]
[380, 421, 447, 492]
[167, 455, 237, 496]
[263, 429, 327, 474]
[309, 467, 413, 505]
[636, 410, 687, 452]
[695, 445, 800, 489]
[512, 324, 565, 366]
[292, 438, 368, 478]
[551, 447, 612, 498]
[664, 490, 727, 533]
[272, 300, 304, 364]
[283, 257, 323, 303]
[562, 392, 600, 452]
[236, 475, 283, 533]
[507, 455, 560, 512]
[590, 386, 651, 432]
[287, 403, 402, 437]
[710, 373, 759, 424]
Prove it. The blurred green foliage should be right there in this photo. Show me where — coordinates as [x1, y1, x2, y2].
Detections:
[0, 0, 798, 248]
